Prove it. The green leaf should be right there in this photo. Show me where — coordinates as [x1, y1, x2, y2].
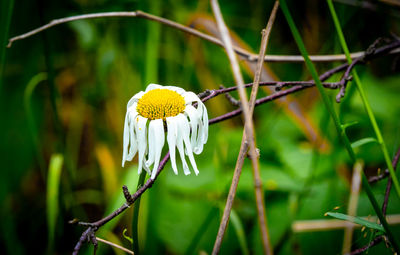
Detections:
[341, 121, 358, 130]
[46, 154, 64, 252]
[325, 212, 385, 232]
[24, 72, 48, 175]
[351, 137, 378, 149]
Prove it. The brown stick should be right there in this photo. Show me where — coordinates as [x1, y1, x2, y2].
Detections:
[8, 10, 399, 62]
[211, 1, 279, 254]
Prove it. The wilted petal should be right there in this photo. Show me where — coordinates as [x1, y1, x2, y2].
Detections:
[122, 111, 130, 167]
[166, 116, 179, 175]
[135, 116, 148, 174]
[150, 119, 165, 179]
[178, 114, 199, 175]
[175, 114, 190, 175]
[127, 110, 138, 161]
[200, 103, 208, 143]
[184, 105, 200, 150]
[145, 120, 156, 168]
[192, 104, 207, 154]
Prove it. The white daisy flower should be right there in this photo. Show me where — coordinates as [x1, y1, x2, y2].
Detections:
[122, 84, 208, 179]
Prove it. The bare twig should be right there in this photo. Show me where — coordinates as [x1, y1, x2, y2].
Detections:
[382, 146, 400, 216]
[219, 85, 241, 106]
[369, 146, 400, 183]
[349, 236, 384, 255]
[72, 153, 170, 255]
[211, 1, 279, 254]
[8, 10, 400, 62]
[96, 237, 134, 255]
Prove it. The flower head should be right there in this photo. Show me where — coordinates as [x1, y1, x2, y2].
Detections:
[122, 84, 208, 179]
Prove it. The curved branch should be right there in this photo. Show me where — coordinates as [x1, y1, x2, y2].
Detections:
[8, 10, 400, 62]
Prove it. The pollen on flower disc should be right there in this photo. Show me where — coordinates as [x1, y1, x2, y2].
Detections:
[137, 89, 185, 120]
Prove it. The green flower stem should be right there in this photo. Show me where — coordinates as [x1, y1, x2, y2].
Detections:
[132, 170, 146, 254]
[326, 0, 400, 199]
[279, 0, 400, 252]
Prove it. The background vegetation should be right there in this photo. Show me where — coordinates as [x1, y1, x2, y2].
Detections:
[1, 0, 400, 254]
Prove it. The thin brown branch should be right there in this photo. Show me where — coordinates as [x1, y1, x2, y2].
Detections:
[382, 146, 400, 216]
[349, 236, 384, 255]
[8, 10, 400, 62]
[211, 1, 278, 254]
[96, 237, 134, 255]
[369, 146, 400, 183]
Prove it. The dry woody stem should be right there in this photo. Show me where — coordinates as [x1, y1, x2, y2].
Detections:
[210, 0, 279, 254]
[8, 11, 400, 62]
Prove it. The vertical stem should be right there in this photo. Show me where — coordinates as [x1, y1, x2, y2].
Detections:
[279, 0, 400, 252]
[132, 171, 147, 254]
[327, 0, 400, 200]
[211, 1, 279, 254]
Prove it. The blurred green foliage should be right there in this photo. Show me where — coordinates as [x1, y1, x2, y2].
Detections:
[1, 0, 400, 254]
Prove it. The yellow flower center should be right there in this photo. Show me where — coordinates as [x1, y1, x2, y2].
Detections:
[137, 89, 185, 120]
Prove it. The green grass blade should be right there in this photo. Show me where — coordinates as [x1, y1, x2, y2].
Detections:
[279, 0, 400, 252]
[326, 0, 400, 199]
[351, 137, 378, 149]
[230, 209, 250, 255]
[326, 212, 384, 232]
[24, 73, 47, 176]
[46, 154, 64, 253]
[341, 121, 358, 130]
[144, 1, 161, 85]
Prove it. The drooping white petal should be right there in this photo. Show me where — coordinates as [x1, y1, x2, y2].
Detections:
[166, 116, 179, 175]
[178, 114, 199, 175]
[175, 114, 190, 175]
[145, 83, 163, 92]
[127, 110, 138, 161]
[122, 111, 130, 167]
[200, 103, 209, 143]
[184, 105, 200, 150]
[191, 103, 208, 154]
[135, 116, 148, 175]
[150, 119, 165, 179]
[145, 120, 156, 168]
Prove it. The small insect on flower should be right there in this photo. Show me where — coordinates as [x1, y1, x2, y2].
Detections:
[122, 84, 208, 179]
